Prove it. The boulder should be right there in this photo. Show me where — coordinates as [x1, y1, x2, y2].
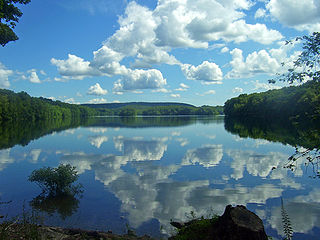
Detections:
[210, 205, 268, 240]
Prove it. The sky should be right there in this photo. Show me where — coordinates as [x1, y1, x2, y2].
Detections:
[0, 0, 319, 106]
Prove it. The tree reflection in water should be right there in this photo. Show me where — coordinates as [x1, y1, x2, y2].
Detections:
[224, 116, 320, 178]
[30, 193, 80, 220]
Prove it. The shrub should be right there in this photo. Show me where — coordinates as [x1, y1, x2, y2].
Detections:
[28, 164, 82, 196]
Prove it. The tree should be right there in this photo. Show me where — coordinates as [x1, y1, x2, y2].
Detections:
[269, 32, 320, 84]
[28, 164, 83, 196]
[0, 0, 31, 46]
[119, 107, 137, 116]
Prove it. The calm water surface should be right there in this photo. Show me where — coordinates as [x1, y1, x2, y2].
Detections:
[0, 116, 319, 239]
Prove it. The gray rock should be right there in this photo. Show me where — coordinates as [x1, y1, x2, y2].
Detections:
[211, 205, 268, 240]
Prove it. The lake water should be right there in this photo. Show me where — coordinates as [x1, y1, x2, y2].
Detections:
[0, 116, 319, 239]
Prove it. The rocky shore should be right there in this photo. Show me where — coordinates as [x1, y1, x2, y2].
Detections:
[1, 205, 268, 240]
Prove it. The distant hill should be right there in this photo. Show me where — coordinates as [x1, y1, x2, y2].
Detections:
[0, 88, 223, 120]
[82, 102, 195, 109]
[82, 102, 223, 116]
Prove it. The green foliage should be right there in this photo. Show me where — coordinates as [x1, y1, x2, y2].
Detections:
[118, 107, 137, 116]
[83, 102, 223, 116]
[0, 0, 31, 46]
[0, 202, 42, 240]
[170, 217, 219, 240]
[28, 165, 82, 219]
[170, 209, 219, 240]
[224, 33, 320, 132]
[270, 32, 320, 84]
[224, 80, 320, 122]
[0, 89, 98, 124]
[0, 22, 18, 46]
[141, 105, 223, 116]
[0, 89, 222, 122]
[28, 164, 83, 196]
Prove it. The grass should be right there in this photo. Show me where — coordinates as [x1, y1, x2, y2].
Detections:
[170, 217, 218, 240]
[0, 204, 42, 240]
[0, 202, 154, 240]
[169, 210, 219, 240]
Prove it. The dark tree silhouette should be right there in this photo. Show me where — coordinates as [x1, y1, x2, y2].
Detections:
[269, 32, 320, 84]
[0, 0, 31, 46]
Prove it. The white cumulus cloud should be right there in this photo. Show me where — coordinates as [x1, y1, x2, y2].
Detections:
[255, 8, 267, 19]
[180, 83, 189, 89]
[113, 68, 166, 93]
[152, 88, 170, 93]
[155, 0, 281, 46]
[87, 98, 107, 104]
[252, 80, 282, 91]
[87, 83, 108, 95]
[170, 94, 180, 98]
[204, 90, 216, 95]
[232, 87, 243, 93]
[0, 62, 13, 88]
[51, 54, 101, 80]
[51, 0, 285, 91]
[221, 47, 229, 53]
[197, 90, 216, 96]
[226, 42, 300, 79]
[64, 98, 79, 104]
[175, 83, 190, 91]
[181, 61, 223, 83]
[266, 0, 320, 32]
[28, 70, 41, 83]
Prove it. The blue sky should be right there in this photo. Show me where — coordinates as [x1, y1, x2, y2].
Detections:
[1, 0, 319, 106]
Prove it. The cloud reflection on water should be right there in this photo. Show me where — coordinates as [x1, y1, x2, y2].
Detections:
[0, 149, 14, 171]
[269, 190, 320, 237]
[182, 144, 223, 168]
[113, 136, 167, 161]
[88, 135, 108, 148]
[226, 149, 303, 182]
[2, 124, 317, 237]
[58, 136, 299, 234]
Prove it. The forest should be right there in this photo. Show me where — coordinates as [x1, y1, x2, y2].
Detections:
[0, 89, 96, 123]
[0, 89, 223, 123]
[224, 32, 320, 124]
[84, 102, 224, 116]
[224, 80, 320, 123]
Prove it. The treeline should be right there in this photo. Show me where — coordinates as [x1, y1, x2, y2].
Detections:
[92, 104, 224, 116]
[83, 102, 195, 109]
[224, 80, 320, 122]
[0, 89, 223, 123]
[0, 89, 96, 123]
